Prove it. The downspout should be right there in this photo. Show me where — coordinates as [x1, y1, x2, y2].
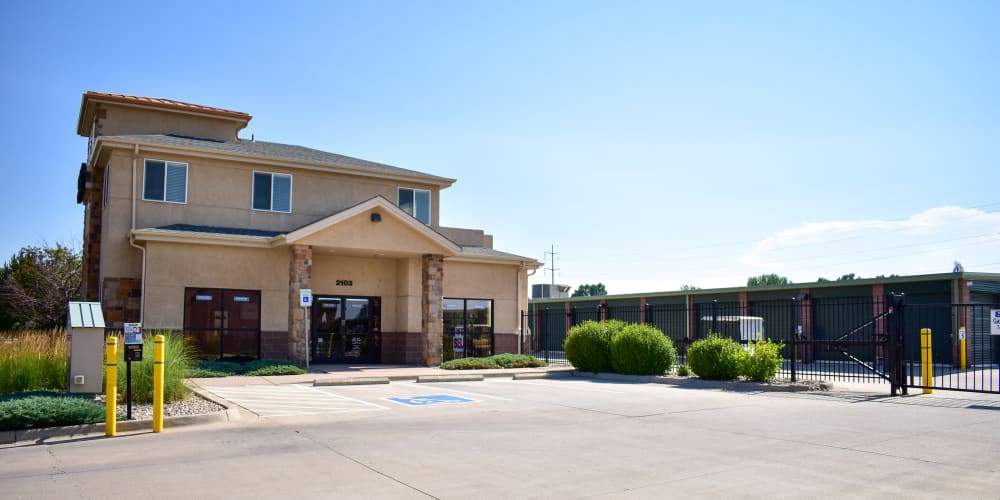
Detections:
[128, 144, 146, 323]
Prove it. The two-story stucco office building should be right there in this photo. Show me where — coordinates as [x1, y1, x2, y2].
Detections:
[76, 91, 540, 366]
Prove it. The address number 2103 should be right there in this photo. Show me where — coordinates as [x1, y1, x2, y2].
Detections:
[336, 280, 353, 286]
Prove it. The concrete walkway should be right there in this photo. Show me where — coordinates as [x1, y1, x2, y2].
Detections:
[186, 363, 576, 387]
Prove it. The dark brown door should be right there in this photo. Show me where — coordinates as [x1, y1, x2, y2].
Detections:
[184, 288, 260, 360]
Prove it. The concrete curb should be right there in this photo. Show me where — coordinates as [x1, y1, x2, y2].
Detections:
[314, 376, 391, 386]
[417, 374, 485, 383]
[571, 371, 832, 392]
[513, 371, 575, 380]
[1, 386, 239, 446]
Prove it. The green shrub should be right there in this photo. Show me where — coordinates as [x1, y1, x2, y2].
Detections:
[675, 364, 691, 377]
[740, 339, 785, 382]
[0, 329, 68, 393]
[609, 323, 676, 375]
[439, 354, 546, 370]
[244, 364, 307, 376]
[563, 320, 625, 373]
[440, 357, 500, 370]
[190, 359, 306, 377]
[490, 353, 546, 369]
[687, 334, 745, 380]
[113, 331, 193, 403]
[0, 390, 104, 431]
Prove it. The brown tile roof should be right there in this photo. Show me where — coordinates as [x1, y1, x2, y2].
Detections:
[82, 91, 251, 121]
[103, 134, 455, 185]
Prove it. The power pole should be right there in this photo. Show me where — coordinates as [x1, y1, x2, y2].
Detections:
[544, 244, 559, 286]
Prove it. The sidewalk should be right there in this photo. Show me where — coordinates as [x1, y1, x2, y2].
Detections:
[186, 363, 577, 388]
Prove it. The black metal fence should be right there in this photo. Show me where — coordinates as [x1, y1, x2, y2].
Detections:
[525, 297, 1000, 394]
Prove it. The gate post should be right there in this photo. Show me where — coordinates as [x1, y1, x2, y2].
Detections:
[789, 297, 798, 382]
[886, 293, 907, 396]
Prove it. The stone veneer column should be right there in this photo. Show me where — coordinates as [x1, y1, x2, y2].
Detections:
[288, 245, 312, 366]
[421, 254, 444, 366]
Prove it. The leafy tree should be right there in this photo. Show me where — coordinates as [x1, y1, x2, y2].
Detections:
[0, 243, 82, 329]
[679, 284, 701, 291]
[572, 283, 608, 297]
[746, 273, 791, 287]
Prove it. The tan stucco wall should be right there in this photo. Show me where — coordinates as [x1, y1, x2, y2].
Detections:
[142, 242, 288, 331]
[98, 104, 241, 142]
[443, 261, 521, 333]
[295, 209, 451, 256]
[395, 257, 423, 333]
[311, 254, 399, 332]
[105, 146, 443, 232]
[99, 152, 142, 280]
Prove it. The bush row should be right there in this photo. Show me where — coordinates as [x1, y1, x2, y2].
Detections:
[563, 320, 677, 375]
[189, 359, 306, 378]
[0, 390, 104, 431]
[440, 353, 546, 370]
[686, 334, 784, 381]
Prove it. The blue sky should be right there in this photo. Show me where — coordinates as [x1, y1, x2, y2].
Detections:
[1, 1, 997, 294]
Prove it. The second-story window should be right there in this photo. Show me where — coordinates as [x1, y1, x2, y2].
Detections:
[398, 187, 430, 224]
[143, 159, 187, 203]
[253, 172, 292, 213]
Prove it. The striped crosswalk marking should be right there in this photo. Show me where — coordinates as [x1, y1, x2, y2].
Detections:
[201, 384, 389, 418]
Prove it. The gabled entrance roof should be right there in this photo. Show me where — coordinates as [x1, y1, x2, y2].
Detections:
[131, 197, 541, 266]
[277, 196, 461, 257]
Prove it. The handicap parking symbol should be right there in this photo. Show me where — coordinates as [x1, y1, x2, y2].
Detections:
[387, 394, 476, 406]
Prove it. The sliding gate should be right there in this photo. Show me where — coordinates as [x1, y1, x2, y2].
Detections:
[527, 294, 1000, 395]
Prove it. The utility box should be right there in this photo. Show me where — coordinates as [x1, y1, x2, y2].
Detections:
[67, 302, 106, 394]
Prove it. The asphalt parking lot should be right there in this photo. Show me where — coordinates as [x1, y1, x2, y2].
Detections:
[3, 377, 1000, 499]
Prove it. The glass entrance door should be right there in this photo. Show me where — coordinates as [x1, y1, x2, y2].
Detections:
[311, 296, 379, 363]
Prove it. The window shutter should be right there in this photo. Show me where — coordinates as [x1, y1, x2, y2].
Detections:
[272, 174, 291, 212]
[165, 162, 187, 203]
[415, 189, 430, 224]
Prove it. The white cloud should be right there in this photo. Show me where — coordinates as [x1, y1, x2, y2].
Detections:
[740, 206, 1000, 280]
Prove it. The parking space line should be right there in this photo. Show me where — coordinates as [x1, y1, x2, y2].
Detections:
[396, 382, 513, 401]
[499, 379, 628, 394]
[301, 384, 391, 409]
[201, 384, 389, 417]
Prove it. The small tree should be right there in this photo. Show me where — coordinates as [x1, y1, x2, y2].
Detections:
[746, 274, 791, 287]
[0, 243, 82, 329]
[572, 283, 608, 297]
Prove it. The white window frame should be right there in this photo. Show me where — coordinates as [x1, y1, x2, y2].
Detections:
[142, 158, 188, 204]
[398, 187, 432, 225]
[252, 171, 293, 213]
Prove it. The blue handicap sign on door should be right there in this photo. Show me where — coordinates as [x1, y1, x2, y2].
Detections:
[387, 394, 476, 406]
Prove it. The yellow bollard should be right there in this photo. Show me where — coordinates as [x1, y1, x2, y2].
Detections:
[959, 326, 967, 370]
[920, 328, 933, 394]
[105, 336, 118, 436]
[153, 334, 165, 433]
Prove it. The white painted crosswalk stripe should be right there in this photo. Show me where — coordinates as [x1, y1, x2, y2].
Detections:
[202, 384, 389, 417]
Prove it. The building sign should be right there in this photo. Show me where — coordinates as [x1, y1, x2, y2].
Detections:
[453, 333, 465, 354]
[124, 323, 142, 345]
[992, 310, 1000, 336]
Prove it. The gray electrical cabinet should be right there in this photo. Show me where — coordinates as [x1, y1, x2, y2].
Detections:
[67, 302, 106, 394]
